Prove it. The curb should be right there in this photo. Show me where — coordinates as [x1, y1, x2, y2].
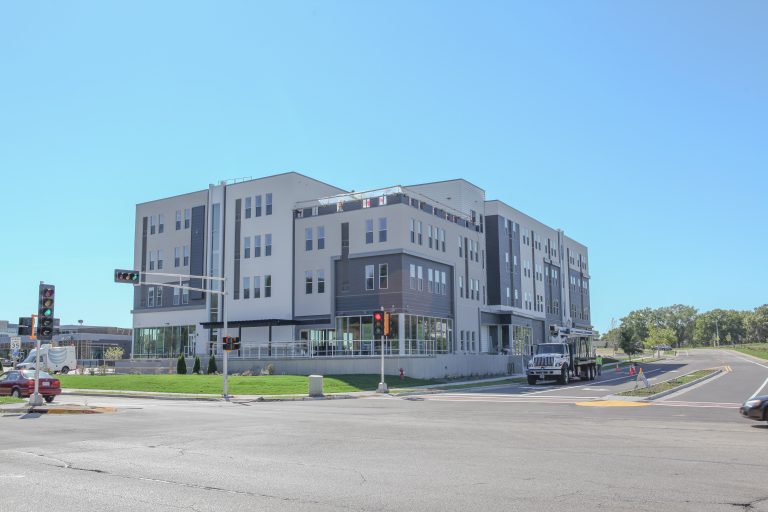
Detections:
[606, 368, 723, 402]
[645, 368, 723, 400]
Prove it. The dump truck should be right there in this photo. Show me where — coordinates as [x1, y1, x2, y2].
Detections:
[526, 326, 596, 385]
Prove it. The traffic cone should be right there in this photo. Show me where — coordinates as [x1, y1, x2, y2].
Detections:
[615, 364, 620, 373]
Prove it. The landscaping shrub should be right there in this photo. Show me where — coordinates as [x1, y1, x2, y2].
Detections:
[207, 355, 217, 375]
[192, 356, 201, 374]
[177, 355, 187, 375]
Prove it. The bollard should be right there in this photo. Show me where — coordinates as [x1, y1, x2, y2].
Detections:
[308, 375, 324, 397]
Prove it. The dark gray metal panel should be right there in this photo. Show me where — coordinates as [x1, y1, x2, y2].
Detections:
[136, 217, 148, 309]
[512, 222, 522, 308]
[234, 198, 241, 300]
[189, 205, 206, 301]
[334, 254, 453, 318]
[484, 215, 502, 304]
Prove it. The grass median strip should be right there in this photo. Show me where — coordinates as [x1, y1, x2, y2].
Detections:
[0, 397, 25, 405]
[617, 369, 717, 398]
[57, 374, 446, 395]
[730, 344, 768, 362]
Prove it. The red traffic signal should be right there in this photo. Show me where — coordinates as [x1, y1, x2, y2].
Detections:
[373, 312, 384, 337]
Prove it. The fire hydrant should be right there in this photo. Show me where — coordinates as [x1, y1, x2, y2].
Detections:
[399, 367, 405, 380]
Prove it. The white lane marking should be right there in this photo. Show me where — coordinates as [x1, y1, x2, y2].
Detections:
[655, 402, 739, 409]
[750, 376, 768, 399]
[732, 355, 768, 370]
[0, 475, 25, 478]
[583, 388, 610, 391]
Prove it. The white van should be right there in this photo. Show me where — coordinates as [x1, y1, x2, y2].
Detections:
[17, 344, 77, 374]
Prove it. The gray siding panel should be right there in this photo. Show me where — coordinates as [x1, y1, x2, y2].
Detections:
[189, 205, 206, 301]
[485, 215, 502, 304]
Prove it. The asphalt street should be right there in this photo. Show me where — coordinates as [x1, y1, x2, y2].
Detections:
[1, 349, 766, 512]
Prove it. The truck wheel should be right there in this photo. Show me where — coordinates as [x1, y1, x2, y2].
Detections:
[591, 366, 597, 380]
[527, 376, 537, 385]
[61, 366, 70, 375]
[11, 388, 21, 398]
[558, 366, 569, 385]
[44, 396, 54, 403]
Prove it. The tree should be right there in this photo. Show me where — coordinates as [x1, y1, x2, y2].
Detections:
[645, 325, 677, 349]
[657, 305, 697, 347]
[745, 305, 768, 343]
[694, 309, 746, 346]
[192, 355, 201, 374]
[104, 346, 124, 361]
[619, 326, 644, 360]
[207, 355, 217, 375]
[177, 354, 187, 375]
[620, 308, 656, 344]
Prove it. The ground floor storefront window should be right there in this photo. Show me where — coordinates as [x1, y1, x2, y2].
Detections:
[134, 325, 196, 358]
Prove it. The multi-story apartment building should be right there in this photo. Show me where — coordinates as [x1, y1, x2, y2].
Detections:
[130, 172, 591, 377]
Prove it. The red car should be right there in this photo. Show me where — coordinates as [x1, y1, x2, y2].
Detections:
[0, 370, 62, 402]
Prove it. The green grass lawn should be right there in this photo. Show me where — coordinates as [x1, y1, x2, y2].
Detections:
[57, 374, 443, 395]
[0, 397, 25, 405]
[730, 344, 768, 362]
[617, 369, 717, 398]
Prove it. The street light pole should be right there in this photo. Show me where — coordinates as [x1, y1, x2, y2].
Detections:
[223, 276, 228, 399]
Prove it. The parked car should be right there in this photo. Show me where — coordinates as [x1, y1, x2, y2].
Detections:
[740, 395, 768, 424]
[0, 370, 62, 402]
[1, 358, 12, 369]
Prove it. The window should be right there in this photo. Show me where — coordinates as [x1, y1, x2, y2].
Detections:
[183, 245, 189, 266]
[149, 250, 155, 270]
[156, 286, 163, 306]
[254, 276, 261, 298]
[428, 226, 433, 248]
[365, 219, 374, 244]
[410, 264, 416, 290]
[317, 270, 325, 294]
[245, 197, 252, 218]
[157, 250, 163, 270]
[441, 271, 446, 295]
[379, 195, 387, 206]
[505, 252, 510, 271]
[150, 216, 156, 235]
[379, 264, 388, 289]
[417, 266, 423, 291]
[506, 287, 511, 305]
[305, 271, 313, 294]
[148, 287, 155, 308]
[379, 218, 387, 242]
[173, 287, 180, 305]
[254, 235, 261, 257]
[184, 208, 191, 229]
[362, 198, 371, 208]
[174, 247, 180, 267]
[266, 193, 272, 215]
[428, 268, 434, 293]
[265, 234, 272, 256]
[440, 228, 445, 252]
[158, 214, 164, 233]
[264, 275, 272, 297]
[458, 236, 463, 257]
[243, 277, 250, 299]
[255, 195, 262, 217]
[365, 265, 374, 290]
[244, 237, 251, 258]
[182, 284, 189, 304]
[305, 227, 313, 251]
[459, 276, 464, 298]
[176, 210, 181, 230]
[417, 221, 422, 245]
[317, 226, 325, 250]
[410, 219, 415, 243]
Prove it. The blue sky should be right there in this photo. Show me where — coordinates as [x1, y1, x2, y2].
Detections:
[1, 1, 765, 334]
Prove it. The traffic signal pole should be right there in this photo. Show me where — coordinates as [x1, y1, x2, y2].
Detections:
[117, 271, 229, 398]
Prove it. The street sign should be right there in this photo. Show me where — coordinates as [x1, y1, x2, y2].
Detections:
[10, 337, 21, 351]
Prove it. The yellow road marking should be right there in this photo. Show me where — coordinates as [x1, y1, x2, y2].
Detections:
[576, 400, 652, 407]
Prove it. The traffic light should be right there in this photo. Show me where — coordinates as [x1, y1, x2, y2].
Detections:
[223, 336, 240, 351]
[232, 337, 241, 351]
[37, 284, 55, 341]
[373, 311, 384, 337]
[17, 317, 32, 336]
[114, 269, 141, 284]
[383, 312, 391, 337]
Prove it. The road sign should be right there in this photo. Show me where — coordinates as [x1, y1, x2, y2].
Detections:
[10, 337, 21, 351]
